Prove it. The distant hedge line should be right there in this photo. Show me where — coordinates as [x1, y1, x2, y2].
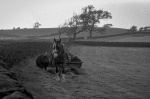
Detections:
[74, 41, 150, 47]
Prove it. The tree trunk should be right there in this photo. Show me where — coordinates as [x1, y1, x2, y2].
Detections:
[89, 24, 94, 38]
[73, 33, 76, 41]
[89, 30, 92, 38]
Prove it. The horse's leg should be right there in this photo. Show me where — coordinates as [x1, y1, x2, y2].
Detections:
[55, 65, 60, 81]
[61, 56, 68, 82]
[60, 63, 66, 82]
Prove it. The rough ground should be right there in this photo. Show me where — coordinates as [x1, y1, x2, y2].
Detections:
[11, 45, 150, 99]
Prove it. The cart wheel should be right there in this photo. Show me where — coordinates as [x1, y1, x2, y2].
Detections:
[70, 57, 82, 68]
[36, 55, 49, 69]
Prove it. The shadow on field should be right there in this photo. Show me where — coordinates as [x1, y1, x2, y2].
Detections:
[46, 67, 87, 75]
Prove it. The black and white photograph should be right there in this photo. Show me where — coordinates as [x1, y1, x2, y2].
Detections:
[0, 0, 150, 99]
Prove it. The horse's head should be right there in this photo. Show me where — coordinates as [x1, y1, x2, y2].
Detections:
[52, 38, 64, 58]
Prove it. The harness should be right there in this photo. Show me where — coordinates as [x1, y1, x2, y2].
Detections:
[52, 44, 65, 57]
[58, 49, 65, 57]
[51, 44, 66, 65]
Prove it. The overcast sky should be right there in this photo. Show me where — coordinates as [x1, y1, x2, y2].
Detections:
[0, 0, 150, 29]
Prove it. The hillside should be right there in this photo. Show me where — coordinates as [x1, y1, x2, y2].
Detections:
[42, 27, 128, 39]
[78, 32, 150, 42]
[1, 28, 150, 43]
[0, 32, 18, 37]
[0, 27, 128, 40]
[0, 28, 57, 37]
[0, 31, 21, 40]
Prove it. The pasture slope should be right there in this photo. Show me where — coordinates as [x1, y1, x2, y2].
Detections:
[11, 44, 150, 99]
[0, 27, 127, 40]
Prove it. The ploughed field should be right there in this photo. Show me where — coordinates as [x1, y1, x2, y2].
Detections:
[0, 41, 150, 99]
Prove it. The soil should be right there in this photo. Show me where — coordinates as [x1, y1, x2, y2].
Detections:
[11, 45, 150, 99]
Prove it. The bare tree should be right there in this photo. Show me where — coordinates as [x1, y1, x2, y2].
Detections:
[60, 13, 85, 41]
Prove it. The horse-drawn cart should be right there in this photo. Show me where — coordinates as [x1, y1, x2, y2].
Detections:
[36, 52, 83, 70]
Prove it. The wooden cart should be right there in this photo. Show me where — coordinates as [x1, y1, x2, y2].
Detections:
[36, 52, 83, 69]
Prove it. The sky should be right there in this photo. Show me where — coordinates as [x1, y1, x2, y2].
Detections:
[0, 0, 150, 29]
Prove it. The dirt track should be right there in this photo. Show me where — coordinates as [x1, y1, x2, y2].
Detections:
[12, 45, 150, 99]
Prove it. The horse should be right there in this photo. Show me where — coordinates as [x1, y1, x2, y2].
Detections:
[51, 38, 68, 82]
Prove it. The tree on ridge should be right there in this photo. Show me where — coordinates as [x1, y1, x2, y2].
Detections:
[80, 5, 112, 38]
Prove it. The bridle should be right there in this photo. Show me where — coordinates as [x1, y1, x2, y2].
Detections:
[52, 39, 64, 59]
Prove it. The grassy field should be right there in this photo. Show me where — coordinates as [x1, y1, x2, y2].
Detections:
[8, 44, 149, 99]
[0, 28, 150, 98]
[117, 36, 150, 42]
[66, 45, 150, 99]
[77, 32, 150, 42]
[0, 39, 149, 99]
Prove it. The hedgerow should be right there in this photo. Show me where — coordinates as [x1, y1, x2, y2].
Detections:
[0, 41, 53, 68]
[74, 41, 150, 47]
